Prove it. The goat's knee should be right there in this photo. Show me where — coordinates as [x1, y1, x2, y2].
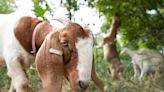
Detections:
[5, 57, 31, 92]
[133, 70, 140, 79]
[9, 80, 31, 92]
[12, 76, 32, 92]
[110, 69, 118, 80]
[139, 69, 147, 81]
[16, 82, 31, 92]
[8, 81, 15, 92]
[108, 65, 119, 79]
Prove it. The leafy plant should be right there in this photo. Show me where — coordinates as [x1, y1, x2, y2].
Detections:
[32, 0, 51, 20]
[0, 0, 15, 13]
[87, 0, 164, 50]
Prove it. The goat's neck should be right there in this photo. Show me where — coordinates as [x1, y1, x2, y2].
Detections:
[109, 14, 120, 37]
[106, 26, 118, 39]
[35, 22, 53, 51]
[35, 30, 51, 48]
[105, 17, 120, 40]
[126, 49, 136, 57]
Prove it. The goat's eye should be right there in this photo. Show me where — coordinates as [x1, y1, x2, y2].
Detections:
[61, 41, 69, 47]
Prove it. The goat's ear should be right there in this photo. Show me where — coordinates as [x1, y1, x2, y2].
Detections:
[58, 31, 73, 63]
[91, 57, 105, 91]
[35, 32, 64, 91]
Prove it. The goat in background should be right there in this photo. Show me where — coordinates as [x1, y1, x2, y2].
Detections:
[121, 48, 164, 81]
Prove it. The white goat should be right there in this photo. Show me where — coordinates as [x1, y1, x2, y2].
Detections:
[121, 48, 164, 81]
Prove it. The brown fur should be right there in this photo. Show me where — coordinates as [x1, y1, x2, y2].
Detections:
[36, 22, 93, 92]
[100, 14, 123, 80]
[14, 16, 42, 53]
[21, 83, 32, 92]
[65, 22, 89, 38]
[35, 32, 64, 92]
[91, 61, 105, 91]
[14, 17, 99, 91]
[14, 16, 54, 54]
[34, 21, 53, 49]
[59, 23, 90, 91]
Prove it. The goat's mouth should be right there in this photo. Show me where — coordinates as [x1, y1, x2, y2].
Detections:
[70, 80, 89, 92]
[78, 81, 88, 91]
[72, 80, 89, 92]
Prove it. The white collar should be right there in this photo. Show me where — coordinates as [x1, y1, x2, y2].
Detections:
[49, 48, 63, 56]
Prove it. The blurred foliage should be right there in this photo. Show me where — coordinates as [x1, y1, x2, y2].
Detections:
[26, 64, 43, 91]
[0, 66, 10, 88]
[31, 0, 80, 20]
[0, 0, 16, 13]
[60, 0, 79, 20]
[32, 0, 51, 20]
[31, 0, 82, 20]
[87, 0, 164, 50]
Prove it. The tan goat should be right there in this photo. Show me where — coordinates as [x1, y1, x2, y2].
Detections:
[121, 48, 164, 81]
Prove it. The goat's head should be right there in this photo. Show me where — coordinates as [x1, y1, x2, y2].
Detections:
[35, 21, 94, 92]
[59, 22, 94, 91]
[120, 48, 129, 55]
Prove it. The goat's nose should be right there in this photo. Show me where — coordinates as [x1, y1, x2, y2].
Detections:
[78, 80, 88, 90]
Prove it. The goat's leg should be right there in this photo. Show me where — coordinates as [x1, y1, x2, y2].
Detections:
[91, 62, 104, 92]
[139, 68, 147, 81]
[5, 56, 32, 92]
[108, 65, 116, 79]
[8, 80, 15, 92]
[108, 62, 119, 80]
[132, 63, 140, 79]
[139, 62, 149, 81]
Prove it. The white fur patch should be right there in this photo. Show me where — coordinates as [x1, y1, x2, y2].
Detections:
[76, 33, 93, 83]
[49, 19, 66, 30]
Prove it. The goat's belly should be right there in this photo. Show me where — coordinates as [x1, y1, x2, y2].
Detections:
[2, 36, 34, 69]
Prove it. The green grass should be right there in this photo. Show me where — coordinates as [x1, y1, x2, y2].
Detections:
[0, 50, 164, 92]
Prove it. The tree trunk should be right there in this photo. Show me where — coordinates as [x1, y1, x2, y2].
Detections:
[66, 0, 72, 20]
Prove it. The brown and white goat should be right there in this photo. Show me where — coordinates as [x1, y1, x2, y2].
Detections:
[0, 12, 104, 92]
